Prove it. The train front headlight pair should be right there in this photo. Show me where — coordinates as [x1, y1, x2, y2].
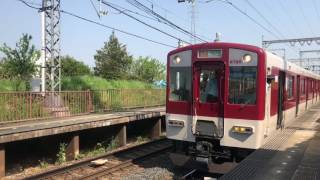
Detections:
[232, 126, 253, 134]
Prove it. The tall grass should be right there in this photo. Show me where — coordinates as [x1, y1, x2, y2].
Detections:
[61, 75, 153, 90]
[0, 79, 26, 91]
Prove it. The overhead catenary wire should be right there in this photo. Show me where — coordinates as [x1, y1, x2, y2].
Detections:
[100, 1, 160, 22]
[222, 0, 281, 39]
[295, 0, 315, 36]
[278, 0, 303, 37]
[244, 0, 285, 39]
[100, 0, 191, 44]
[262, 0, 297, 38]
[312, 0, 320, 26]
[142, 0, 213, 41]
[126, 0, 208, 42]
[16, 0, 176, 48]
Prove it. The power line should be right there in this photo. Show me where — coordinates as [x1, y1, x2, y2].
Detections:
[295, 0, 315, 36]
[16, 0, 176, 48]
[312, 0, 320, 24]
[209, 0, 280, 39]
[89, 0, 101, 18]
[125, 0, 208, 42]
[16, 0, 40, 9]
[262, 0, 297, 38]
[60, 10, 176, 48]
[244, 0, 285, 39]
[100, 0, 191, 44]
[278, 0, 302, 37]
[102, 1, 160, 22]
[142, 0, 212, 41]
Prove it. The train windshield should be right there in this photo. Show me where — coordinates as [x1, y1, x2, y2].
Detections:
[200, 68, 219, 103]
[228, 66, 257, 104]
[169, 67, 192, 101]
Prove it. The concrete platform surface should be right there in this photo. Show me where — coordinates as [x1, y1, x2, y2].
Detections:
[0, 106, 165, 144]
[221, 105, 320, 180]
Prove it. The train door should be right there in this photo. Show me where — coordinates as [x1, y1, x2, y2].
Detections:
[277, 71, 285, 129]
[296, 75, 300, 116]
[193, 62, 225, 138]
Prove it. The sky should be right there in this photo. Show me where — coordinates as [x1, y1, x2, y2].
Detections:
[0, 0, 320, 67]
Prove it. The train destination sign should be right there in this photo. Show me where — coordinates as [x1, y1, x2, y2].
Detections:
[198, 49, 222, 58]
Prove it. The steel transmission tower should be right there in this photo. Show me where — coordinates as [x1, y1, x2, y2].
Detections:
[40, 0, 61, 92]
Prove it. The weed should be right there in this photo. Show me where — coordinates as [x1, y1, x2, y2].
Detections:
[39, 158, 49, 169]
[136, 136, 149, 143]
[56, 143, 67, 165]
[106, 137, 118, 151]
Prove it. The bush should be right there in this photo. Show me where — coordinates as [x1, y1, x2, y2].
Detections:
[0, 79, 26, 91]
[61, 75, 152, 90]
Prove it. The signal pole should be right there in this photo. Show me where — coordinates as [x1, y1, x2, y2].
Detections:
[40, 0, 61, 92]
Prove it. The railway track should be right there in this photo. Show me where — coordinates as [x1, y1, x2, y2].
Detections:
[24, 139, 172, 180]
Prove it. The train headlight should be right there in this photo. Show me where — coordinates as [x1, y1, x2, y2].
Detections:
[232, 126, 253, 134]
[242, 54, 252, 63]
[173, 56, 181, 64]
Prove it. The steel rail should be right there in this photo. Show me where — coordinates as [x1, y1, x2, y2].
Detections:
[24, 138, 172, 180]
[79, 141, 172, 180]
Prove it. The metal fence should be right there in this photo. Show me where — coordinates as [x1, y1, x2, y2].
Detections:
[0, 89, 165, 123]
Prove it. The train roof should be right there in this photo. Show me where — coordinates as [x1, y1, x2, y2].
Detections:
[169, 42, 320, 79]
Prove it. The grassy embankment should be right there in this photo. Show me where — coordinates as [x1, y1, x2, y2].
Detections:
[0, 75, 165, 122]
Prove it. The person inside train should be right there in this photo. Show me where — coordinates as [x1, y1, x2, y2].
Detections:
[205, 71, 218, 102]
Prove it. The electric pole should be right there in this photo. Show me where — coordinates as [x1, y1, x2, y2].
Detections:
[178, 0, 196, 44]
[40, 0, 61, 92]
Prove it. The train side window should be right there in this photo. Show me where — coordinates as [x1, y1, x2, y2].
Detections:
[301, 79, 305, 95]
[228, 66, 257, 105]
[169, 67, 192, 102]
[286, 76, 294, 99]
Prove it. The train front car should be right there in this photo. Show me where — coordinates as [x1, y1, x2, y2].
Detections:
[166, 43, 266, 165]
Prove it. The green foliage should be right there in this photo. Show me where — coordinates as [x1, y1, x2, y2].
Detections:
[39, 158, 49, 169]
[0, 34, 40, 90]
[61, 75, 152, 90]
[56, 143, 67, 165]
[61, 55, 91, 77]
[136, 136, 149, 143]
[94, 32, 133, 80]
[0, 59, 8, 79]
[0, 93, 45, 122]
[0, 79, 26, 91]
[130, 56, 166, 83]
[106, 137, 119, 151]
[76, 137, 118, 160]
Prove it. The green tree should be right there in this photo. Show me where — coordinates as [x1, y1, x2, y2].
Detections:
[0, 58, 6, 79]
[94, 32, 132, 80]
[131, 56, 166, 83]
[61, 55, 91, 77]
[0, 34, 39, 90]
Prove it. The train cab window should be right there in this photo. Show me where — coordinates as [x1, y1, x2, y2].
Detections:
[200, 69, 218, 103]
[169, 67, 191, 101]
[228, 66, 257, 104]
[286, 76, 294, 99]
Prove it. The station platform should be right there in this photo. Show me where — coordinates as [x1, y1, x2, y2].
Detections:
[0, 106, 165, 177]
[221, 105, 320, 180]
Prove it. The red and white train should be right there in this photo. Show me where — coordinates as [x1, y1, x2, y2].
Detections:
[166, 42, 320, 163]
